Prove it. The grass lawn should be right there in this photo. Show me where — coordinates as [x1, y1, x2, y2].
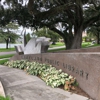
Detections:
[50, 42, 94, 48]
[48, 48, 66, 52]
[48, 42, 100, 52]
[0, 54, 14, 59]
[0, 54, 14, 65]
[87, 44, 100, 47]
[0, 59, 9, 65]
[50, 42, 65, 48]
[82, 42, 100, 48]
[0, 96, 11, 100]
[82, 42, 91, 48]
[0, 48, 15, 52]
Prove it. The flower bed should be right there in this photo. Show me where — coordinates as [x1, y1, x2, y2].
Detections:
[5, 60, 78, 91]
[5, 60, 93, 99]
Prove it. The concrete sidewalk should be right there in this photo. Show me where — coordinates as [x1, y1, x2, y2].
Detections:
[0, 51, 16, 55]
[48, 46, 65, 50]
[0, 65, 89, 100]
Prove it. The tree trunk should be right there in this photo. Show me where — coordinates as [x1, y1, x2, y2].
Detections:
[49, 27, 74, 49]
[71, 27, 83, 49]
[97, 32, 100, 44]
[5, 39, 9, 49]
[64, 37, 73, 49]
[23, 31, 27, 47]
[63, 33, 74, 50]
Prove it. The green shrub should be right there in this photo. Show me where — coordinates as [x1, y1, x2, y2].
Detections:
[5, 60, 28, 69]
[5, 60, 78, 89]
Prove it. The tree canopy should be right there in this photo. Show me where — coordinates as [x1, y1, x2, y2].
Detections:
[0, 22, 20, 49]
[27, 0, 100, 49]
[33, 27, 61, 43]
[87, 21, 100, 44]
[0, 0, 100, 49]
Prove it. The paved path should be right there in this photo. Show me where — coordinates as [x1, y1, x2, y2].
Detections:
[0, 65, 89, 100]
[0, 51, 16, 55]
[48, 46, 65, 50]
[0, 46, 65, 56]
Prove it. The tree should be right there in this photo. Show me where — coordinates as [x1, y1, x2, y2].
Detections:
[1, 0, 100, 49]
[33, 28, 61, 44]
[0, 22, 20, 49]
[27, 0, 100, 49]
[0, 8, 12, 26]
[0, 0, 33, 27]
[87, 21, 100, 44]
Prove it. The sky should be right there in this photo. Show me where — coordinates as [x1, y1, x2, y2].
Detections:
[15, 26, 33, 35]
[0, 0, 29, 7]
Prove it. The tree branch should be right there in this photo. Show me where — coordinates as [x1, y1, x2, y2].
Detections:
[49, 27, 65, 38]
[83, 13, 100, 29]
[30, 3, 74, 20]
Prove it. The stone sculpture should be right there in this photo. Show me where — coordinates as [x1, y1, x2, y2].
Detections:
[24, 38, 42, 54]
[15, 37, 50, 55]
[15, 45, 23, 55]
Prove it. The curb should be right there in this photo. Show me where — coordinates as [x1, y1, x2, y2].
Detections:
[0, 81, 6, 97]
